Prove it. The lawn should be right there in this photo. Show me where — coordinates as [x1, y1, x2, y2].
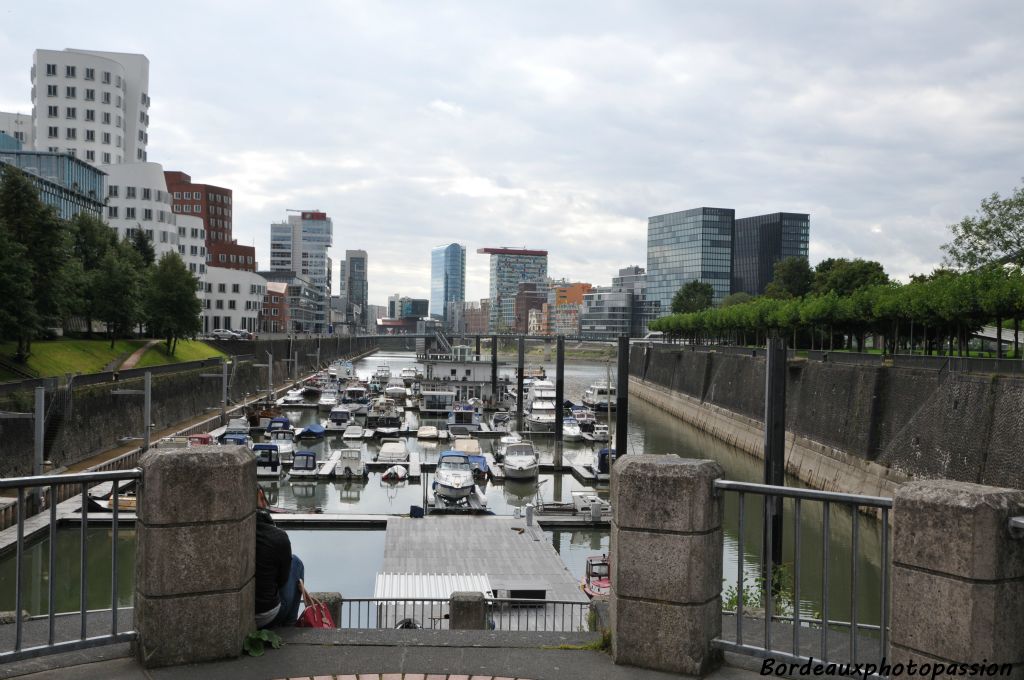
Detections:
[134, 340, 226, 368]
[0, 339, 149, 377]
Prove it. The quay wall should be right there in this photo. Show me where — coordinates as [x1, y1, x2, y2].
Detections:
[0, 338, 376, 477]
[632, 345, 1024, 494]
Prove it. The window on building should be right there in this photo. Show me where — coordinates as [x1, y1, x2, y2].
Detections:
[102, 132, 110, 144]
[219, 254, 226, 262]
[85, 109, 94, 121]
[65, 65, 76, 78]
[102, 92, 110, 104]
[85, 129, 94, 141]
[125, 207, 136, 219]
[193, 204, 201, 214]
[231, 283, 240, 293]
[107, 206, 118, 218]
[126, 186, 136, 198]
[183, 204, 191, 212]
[102, 152, 111, 164]
[102, 71, 110, 84]
[143, 209, 153, 221]
[46, 63, 57, 76]
[102, 112, 110, 124]
[84, 67, 94, 80]
[142, 188, 151, 200]
[173, 192, 180, 199]
[228, 300, 236, 310]
[65, 128, 76, 139]
[145, 229, 152, 239]
[47, 105, 58, 117]
[85, 150, 95, 162]
[47, 85, 57, 97]
[159, 230, 167, 242]
[65, 86, 76, 98]
[218, 283, 226, 293]
[85, 89, 94, 101]
[116, 75, 122, 88]
[215, 300, 223, 310]
[65, 107, 75, 119]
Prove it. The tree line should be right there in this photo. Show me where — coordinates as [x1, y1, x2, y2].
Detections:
[652, 181, 1024, 357]
[0, 166, 202, 360]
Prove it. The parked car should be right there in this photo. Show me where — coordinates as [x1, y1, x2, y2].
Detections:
[236, 330, 255, 340]
[211, 329, 240, 340]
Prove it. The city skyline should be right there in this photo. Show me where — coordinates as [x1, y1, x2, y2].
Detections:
[1, 3, 1022, 305]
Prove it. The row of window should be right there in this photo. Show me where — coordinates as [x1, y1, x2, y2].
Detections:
[46, 127, 123, 148]
[49, 147, 117, 164]
[46, 84, 123, 106]
[109, 186, 169, 201]
[44, 64, 126, 90]
[170, 190, 232, 205]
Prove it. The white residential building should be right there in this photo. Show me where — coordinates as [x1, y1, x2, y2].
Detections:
[30, 48, 149, 166]
[175, 213, 207, 277]
[0, 112, 32, 146]
[200, 268, 267, 334]
[102, 162, 179, 255]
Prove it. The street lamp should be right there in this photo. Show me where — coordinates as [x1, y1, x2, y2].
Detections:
[111, 371, 152, 452]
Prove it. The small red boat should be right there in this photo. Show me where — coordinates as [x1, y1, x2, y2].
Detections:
[581, 554, 610, 598]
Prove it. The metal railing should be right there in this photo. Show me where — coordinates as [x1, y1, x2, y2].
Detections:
[713, 480, 892, 670]
[337, 597, 591, 632]
[0, 469, 141, 663]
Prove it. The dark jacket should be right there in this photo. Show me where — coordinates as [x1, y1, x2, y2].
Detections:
[255, 510, 292, 613]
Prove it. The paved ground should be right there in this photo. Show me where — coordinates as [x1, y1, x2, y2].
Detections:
[2, 630, 762, 680]
[117, 340, 162, 371]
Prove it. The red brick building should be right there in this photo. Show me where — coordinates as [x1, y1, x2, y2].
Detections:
[260, 281, 289, 333]
[164, 170, 256, 271]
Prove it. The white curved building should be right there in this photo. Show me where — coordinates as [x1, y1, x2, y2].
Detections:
[31, 48, 149, 166]
[102, 161, 176, 251]
[200, 267, 266, 334]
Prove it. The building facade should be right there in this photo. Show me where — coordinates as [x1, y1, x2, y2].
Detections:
[388, 294, 429, 319]
[647, 207, 735, 310]
[430, 243, 466, 324]
[270, 211, 333, 332]
[199, 267, 265, 334]
[461, 300, 491, 335]
[342, 249, 369, 332]
[580, 266, 659, 339]
[0, 145, 106, 220]
[257, 270, 320, 332]
[731, 212, 810, 296]
[30, 49, 150, 166]
[164, 170, 255, 272]
[260, 282, 290, 333]
[478, 247, 548, 333]
[0, 112, 31, 147]
[513, 282, 547, 334]
[102, 161, 181, 257]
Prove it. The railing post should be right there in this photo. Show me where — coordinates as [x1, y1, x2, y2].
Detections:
[615, 335, 629, 456]
[449, 592, 487, 630]
[610, 455, 723, 674]
[891, 480, 1024, 670]
[134, 445, 256, 667]
[516, 336, 525, 432]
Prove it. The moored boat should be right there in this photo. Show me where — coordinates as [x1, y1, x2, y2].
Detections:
[581, 554, 611, 598]
[289, 450, 319, 478]
[254, 443, 282, 478]
[323, 405, 352, 432]
[377, 438, 409, 463]
[295, 422, 326, 440]
[502, 441, 539, 480]
[416, 425, 439, 440]
[400, 366, 418, 386]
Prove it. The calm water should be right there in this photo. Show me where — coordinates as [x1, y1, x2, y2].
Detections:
[0, 350, 885, 629]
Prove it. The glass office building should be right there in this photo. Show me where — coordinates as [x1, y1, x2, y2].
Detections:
[647, 207, 735, 311]
[269, 211, 333, 332]
[731, 212, 810, 296]
[430, 243, 466, 324]
[0, 141, 106, 221]
[478, 247, 548, 333]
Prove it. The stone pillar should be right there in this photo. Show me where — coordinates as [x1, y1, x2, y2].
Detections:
[610, 455, 723, 675]
[134, 445, 256, 668]
[449, 591, 487, 630]
[891, 481, 1024, 674]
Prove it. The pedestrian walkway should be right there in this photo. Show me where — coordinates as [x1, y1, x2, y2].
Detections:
[117, 339, 161, 370]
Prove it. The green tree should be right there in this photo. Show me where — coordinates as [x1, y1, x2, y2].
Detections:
[68, 213, 117, 334]
[94, 243, 144, 348]
[813, 258, 888, 297]
[721, 291, 754, 307]
[144, 252, 202, 355]
[0, 222, 35, 344]
[128, 228, 156, 267]
[671, 280, 715, 314]
[765, 257, 814, 299]
[941, 181, 1024, 270]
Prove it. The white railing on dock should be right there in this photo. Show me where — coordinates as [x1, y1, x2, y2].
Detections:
[713, 480, 892, 674]
[0, 469, 141, 663]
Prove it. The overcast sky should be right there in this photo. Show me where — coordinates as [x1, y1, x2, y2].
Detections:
[2, 1, 1022, 305]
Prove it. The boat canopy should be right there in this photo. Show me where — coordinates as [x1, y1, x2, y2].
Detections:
[292, 451, 317, 470]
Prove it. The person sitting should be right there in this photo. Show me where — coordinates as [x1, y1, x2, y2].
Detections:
[255, 487, 305, 628]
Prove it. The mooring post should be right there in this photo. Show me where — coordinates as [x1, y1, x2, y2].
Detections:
[475, 335, 481, 360]
[516, 336, 525, 432]
[490, 335, 498, 406]
[554, 335, 565, 465]
[615, 335, 629, 457]
[763, 332, 786, 578]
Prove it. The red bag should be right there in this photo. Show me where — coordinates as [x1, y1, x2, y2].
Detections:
[296, 581, 336, 629]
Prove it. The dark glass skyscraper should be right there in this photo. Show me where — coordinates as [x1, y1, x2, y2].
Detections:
[430, 243, 466, 323]
[731, 212, 810, 296]
[647, 207, 735, 310]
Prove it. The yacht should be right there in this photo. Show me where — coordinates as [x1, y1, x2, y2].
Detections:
[582, 381, 616, 412]
[502, 441, 539, 480]
[562, 416, 583, 442]
[384, 381, 408, 400]
[373, 364, 392, 383]
[490, 410, 512, 433]
[341, 384, 370, 415]
[494, 433, 523, 461]
[417, 425, 439, 440]
[318, 388, 339, 412]
[591, 423, 610, 443]
[526, 399, 556, 433]
[433, 451, 476, 501]
[342, 424, 365, 440]
[569, 404, 597, 432]
[267, 428, 296, 462]
[400, 366, 418, 386]
[366, 397, 402, 428]
[334, 448, 365, 480]
[277, 388, 305, 406]
[323, 405, 352, 432]
[264, 416, 291, 438]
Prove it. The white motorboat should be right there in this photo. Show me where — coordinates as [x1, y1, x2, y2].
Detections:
[490, 411, 512, 433]
[323, 405, 352, 432]
[253, 444, 282, 478]
[448, 402, 482, 432]
[222, 417, 251, 443]
[400, 366, 418, 386]
[494, 433, 523, 461]
[502, 442, 539, 480]
[318, 388, 339, 412]
[377, 438, 409, 463]
[366, 397, 402, 428]
[277, 388, 305, 406]
[417, 425, 439, 440]
[526, 399, 556, 433]
[562, 416, 583, 442]
[341, 385, 370, 415]
[591, 423, 610, 443]
[332, 448, 365, 479]
[433, 451, 475, 500]
[268, 429, 296, 462]
[289, 450, 319, 479]
[582, 381, 616, 412]
[342, 425, 365, 440]
[569, 405, 597, 432]
[384, 382, 407, 400]
[373, 364, 392, 382]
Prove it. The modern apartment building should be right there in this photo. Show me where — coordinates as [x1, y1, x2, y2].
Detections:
[102, 162, 184, 258]
[0, 113, 31, 146]
[270, 211, 333, 332]
[580, 266, 659, 339]
[199, 267, 266, 334]
[164, 171, 255, 272]
[257, 270, 320, 332]
[30, 49, 150, 166]
[478, 247, 548, 333]
[430, 243, 466, 324]
[731, 212, 811, 296]
[647, 207, 736, 309]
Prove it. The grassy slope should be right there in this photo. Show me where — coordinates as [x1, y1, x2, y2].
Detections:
[134, 340, 226, 368]
[0, 339, 148, 377]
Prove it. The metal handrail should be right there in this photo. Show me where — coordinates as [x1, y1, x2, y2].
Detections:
[0, 468, 141, 663]
[713, 480, 890, 674]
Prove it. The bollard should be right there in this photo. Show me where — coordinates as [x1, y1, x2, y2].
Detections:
[449, 592, 488, 630]
[525, 502, 534, 526]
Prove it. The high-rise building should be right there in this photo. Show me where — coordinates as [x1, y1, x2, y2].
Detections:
[30, 49, 150, 166]
[388, 294, 429, 319]
[257, 270, 320, 332]
[270, 211, 333, 332]
[343, 249, 369, 331]
[478, 247, 548, 333]
[165, 171, 256, 272]
[430, 243, 466, 324]
[580, 266, 660, 339]
[647, 207, 735, 310]
[731, 212, 810, 296]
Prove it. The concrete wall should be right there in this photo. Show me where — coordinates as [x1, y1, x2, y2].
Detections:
[632, 345, 1024, 492]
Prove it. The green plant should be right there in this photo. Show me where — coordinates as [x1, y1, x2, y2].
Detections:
[721, 564, 798, 618]
[242, 629, 282, 657]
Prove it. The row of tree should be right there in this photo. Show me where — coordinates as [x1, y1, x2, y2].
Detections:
[0, 166, 202, 360]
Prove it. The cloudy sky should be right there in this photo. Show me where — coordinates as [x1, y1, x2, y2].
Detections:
[2, 1, 1022, 305]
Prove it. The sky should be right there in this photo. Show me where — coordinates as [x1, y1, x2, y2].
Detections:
[2, 1, 1022, 306]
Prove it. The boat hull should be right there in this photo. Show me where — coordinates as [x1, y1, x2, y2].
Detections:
[433, 482, 473, 500]
[503, 463, 539, 480]
[525, 418, 555, 433]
